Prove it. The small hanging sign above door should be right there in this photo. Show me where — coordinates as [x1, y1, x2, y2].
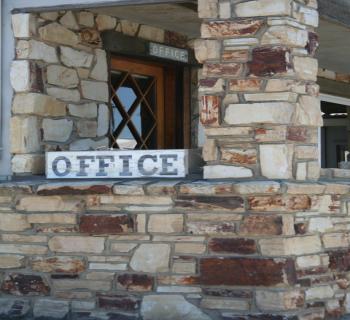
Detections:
[46, 150, 189, 179]
[149, 42, 189, 63]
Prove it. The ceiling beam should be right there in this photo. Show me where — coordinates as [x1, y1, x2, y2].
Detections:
[12, 0, 195, 13]
[319, 0, 350, 28]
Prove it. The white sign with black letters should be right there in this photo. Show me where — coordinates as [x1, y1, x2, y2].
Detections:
[149, 42, 188, 63]
[46, 150, 188, 179]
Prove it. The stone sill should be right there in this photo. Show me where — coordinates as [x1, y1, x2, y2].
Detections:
[321, 168, 350, 180]
[2, 175, 350, 196]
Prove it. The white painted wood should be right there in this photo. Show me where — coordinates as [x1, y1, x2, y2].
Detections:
[320, 93, 350, 107]
[149, 43, 188, 63]
[320, 93, 350, 166]
[46, 150, 188, 179]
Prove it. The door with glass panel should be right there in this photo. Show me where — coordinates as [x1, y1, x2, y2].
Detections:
[110, 57, 165, 150]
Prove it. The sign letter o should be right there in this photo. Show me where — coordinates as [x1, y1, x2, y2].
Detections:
[52, 156, 72, 177]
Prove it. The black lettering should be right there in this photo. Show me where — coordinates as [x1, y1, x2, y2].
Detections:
[119, 155, 132, 177]
[77, 156, 95, 177]
[160, 154, 178, 176]
[52, 156, 71, 177]
[138, 155, 158, 176]
[96, 156, 114, 177]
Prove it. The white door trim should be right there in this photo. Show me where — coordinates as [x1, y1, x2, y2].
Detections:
[320, 93, 350, 107]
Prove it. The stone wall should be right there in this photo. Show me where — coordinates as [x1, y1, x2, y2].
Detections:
[10, 10, 191, 175]
[196, 0, 322, 180]
[0, 179, 350, 319]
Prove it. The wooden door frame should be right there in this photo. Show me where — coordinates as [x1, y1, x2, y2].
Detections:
[111, 56, 165, 149]
[106, 31, 198, 149]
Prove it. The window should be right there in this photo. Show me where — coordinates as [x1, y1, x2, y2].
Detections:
[109, 56, 191, 150]
[320, 94, 350, 168]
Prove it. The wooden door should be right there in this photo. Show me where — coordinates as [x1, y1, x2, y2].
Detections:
[110, 56, 165, 149]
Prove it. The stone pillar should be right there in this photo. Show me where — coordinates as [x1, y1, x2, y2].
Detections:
[196, 0, 321, 180]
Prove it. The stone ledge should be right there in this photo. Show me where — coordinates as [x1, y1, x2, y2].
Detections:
[2, 177, 350, 196]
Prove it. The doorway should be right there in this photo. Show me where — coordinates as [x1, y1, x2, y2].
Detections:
[110, 56, 190, 150]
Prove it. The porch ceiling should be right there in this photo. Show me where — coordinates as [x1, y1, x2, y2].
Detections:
[317, 18, 350, 75]
[91, 3, 200, 38]
[92, 3, 350, 74]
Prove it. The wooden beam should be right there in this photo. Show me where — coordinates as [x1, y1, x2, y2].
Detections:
[319, 0, 350, 28]
[13, 0, 195, 13]
[318, 77, 350, 100]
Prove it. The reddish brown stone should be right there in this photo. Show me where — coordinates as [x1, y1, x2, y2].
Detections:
[164, 30, 187, 48]
[326, 305, 343, 319]
[205, 63, 243, 77]
[200, 257, 296, 286]
[203, 288, 252, 298]
[287, 127, 308, 142]
[335, 73, 350, 83]
[297, 267, 328, 277]
[79, 214, 134, 234]
[221, 149, 257, 165]
[80, 28, 101, 45]
[176, 196, 244, 211]
[202, 19, 264, 38]
[73, 311, 138, 320]
[286, 196, 311, 211]
[248, 196, 284, 211]
[294, 223, 307, 235]
[2, 274, 50, 296]
[239, 215, 282, 236]
[329, 250, 350, 271]
[30, 62, 44, 93]
[199, 78, 220, 88]
[229, 79, 263, 92]
[209, 238, 256, 254]
[117, 274, 154, 292]
[200, 95, 220, 126]
[157, 275, 200, 285]
[37, 184, 112, 195]
[98, 294, 140, 311]
[248, 47, 291, 77]
[30, 256, 85, 274]
[306, 32, 319, 56]
[222, 50, 249, 62]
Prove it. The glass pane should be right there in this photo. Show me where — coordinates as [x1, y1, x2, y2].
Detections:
[110, 65, 159, 150]
[131, 104, 142, 135]
[140, 101, 157, 149]
[135, 74, 153, 92]
[110, 71, 124, 96]
[117, 126, 137, 150]
[112, 101, 122, 131]
[117, 87, 137, 110]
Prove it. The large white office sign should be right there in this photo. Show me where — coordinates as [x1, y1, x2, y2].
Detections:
[46, 150, 188, 179]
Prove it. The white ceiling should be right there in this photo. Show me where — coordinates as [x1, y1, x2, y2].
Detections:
[92, 4, 350, 74]
[317, 18, 350, 74]
[91, 3, 200, 38]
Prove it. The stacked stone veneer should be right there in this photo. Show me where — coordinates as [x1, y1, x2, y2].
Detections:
[1, 180, 350, 319]
[10, 10, 189, 175]
[196, 0, 322, 180]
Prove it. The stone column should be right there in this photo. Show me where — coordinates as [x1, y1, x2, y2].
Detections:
[196, 0, 321, 180]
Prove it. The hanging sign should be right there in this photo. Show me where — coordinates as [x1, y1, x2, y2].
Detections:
[149, 42, 188, 63]
[46, 150, 188, 179]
